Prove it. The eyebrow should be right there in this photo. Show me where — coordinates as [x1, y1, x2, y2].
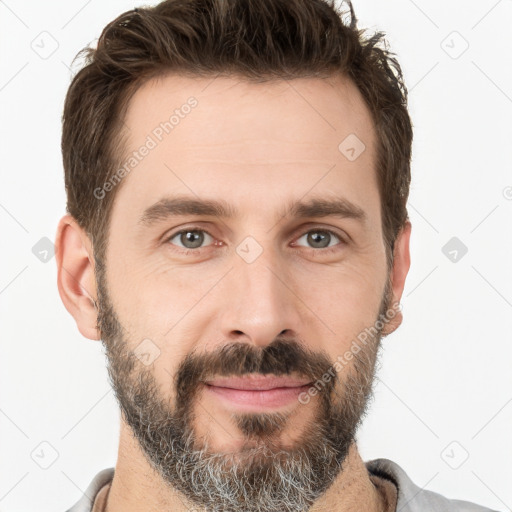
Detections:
[138, 195, 367, 226]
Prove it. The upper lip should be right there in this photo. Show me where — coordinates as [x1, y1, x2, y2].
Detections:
[204, 374, 313, 391]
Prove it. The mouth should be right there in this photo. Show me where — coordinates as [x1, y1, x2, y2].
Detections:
[203, 375, 314, 411]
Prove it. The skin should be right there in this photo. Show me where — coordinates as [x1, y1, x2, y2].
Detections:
[56, 72, 411, 511]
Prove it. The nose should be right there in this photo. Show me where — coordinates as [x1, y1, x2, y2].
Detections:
[217, 248, 304, 348]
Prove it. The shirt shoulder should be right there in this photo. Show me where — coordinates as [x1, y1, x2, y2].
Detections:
[365, 458, 502, 512]
[65, 468, 115, 512]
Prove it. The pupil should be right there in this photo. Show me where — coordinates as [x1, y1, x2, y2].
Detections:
[309, 231, 329, 248]
[183, 231, 203, 248]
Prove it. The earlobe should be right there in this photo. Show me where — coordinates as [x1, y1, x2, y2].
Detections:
[381, 221, 412, 336]
[55, 214, 101, 341]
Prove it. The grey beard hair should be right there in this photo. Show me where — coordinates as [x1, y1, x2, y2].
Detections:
[94, 258, 387, 512]
[175, 441, 338, 512]
[173, 357, 378, 512]
[127, 350, 379, 512]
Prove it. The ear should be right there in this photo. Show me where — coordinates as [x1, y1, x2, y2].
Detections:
[381, 221, 411, 336]
[55, 214, 100, 340]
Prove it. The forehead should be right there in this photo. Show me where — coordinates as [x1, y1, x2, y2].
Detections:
[122, 72, 376, 156]
[111, 72, 379, 226]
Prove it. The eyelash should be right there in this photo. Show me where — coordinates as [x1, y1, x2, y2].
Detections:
[163, 226, 346, 255]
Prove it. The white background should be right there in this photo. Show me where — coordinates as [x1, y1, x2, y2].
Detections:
[0, 0, 511, 511]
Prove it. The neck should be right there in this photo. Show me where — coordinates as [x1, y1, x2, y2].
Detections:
[105, 422, 387, 512]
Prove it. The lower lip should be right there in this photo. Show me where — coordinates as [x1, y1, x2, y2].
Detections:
[204, 384, 312, 410]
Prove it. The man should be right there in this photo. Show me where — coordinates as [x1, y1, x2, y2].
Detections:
[57, 0, 498, 511]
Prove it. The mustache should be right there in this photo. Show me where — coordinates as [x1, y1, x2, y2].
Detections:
[175, 337, 336, 402]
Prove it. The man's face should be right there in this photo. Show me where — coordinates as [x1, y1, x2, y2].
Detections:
[96, 73, 398, 511]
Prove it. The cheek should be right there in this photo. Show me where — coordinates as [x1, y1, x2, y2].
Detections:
[298, 261, 384, 319]
[108, 258, 227, 371]
[295, 263, 386, 358]
[108, 252, 191, 326]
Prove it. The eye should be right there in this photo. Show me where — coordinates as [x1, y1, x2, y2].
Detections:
[294, 229, 344, 250]
[166, 228, 215, 250]
[163, 226, 345, 254]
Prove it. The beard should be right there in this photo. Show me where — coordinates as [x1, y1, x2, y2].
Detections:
[95, 260, 392, 512]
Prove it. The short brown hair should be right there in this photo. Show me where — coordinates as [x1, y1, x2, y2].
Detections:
[62, 0, 412, 267]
